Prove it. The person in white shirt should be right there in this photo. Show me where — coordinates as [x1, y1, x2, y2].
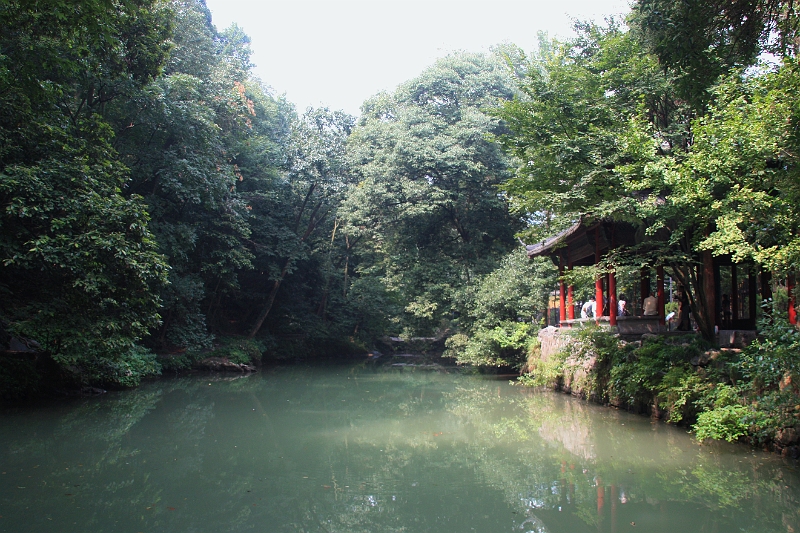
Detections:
[617, 294, 629, 316]
[580, 296, 596, 318]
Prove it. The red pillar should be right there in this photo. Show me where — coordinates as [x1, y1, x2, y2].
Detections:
[567, 259, 575, 321]
[595, 227, 604, 321]
[790, 274, 797, 325]
[559, 258, 567, 325]
[657, 266, 666, 325]
[596, 278, 604, 322]
[597, 479, 605, 514]
[609, 268, 618, 326]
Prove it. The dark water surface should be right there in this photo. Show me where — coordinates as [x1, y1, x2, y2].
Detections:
[1, 364, 798, 533]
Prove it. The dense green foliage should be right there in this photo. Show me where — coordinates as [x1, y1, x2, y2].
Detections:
[0, 1, 528, 393]
[493, 24, 678, 227]
[341, 51, 523, 338]
[444, 250, 555, 368]
[492, 6, 800, 342]
[631, 0, 800, 110]
[1, 0, 312, 390]
[0, 0, 172, 386]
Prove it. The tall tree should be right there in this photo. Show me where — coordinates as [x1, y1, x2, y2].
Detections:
[108, 0, 288, 351]
[632, 0, 800, 110]
[670, 64, 800, 275]
[341, 51, 521, 336]
[0, 0, 173, 384]
[493, 24, 682, 227]
[246, 107, 355, 339]
[493, 23, 734, 340]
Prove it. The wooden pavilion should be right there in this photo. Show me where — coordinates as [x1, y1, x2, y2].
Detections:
[526, 217, 764, 338]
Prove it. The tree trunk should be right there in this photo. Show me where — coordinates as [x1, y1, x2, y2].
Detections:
[669, 253, 716, 341]
[158, 307, 173, 347]
[316, 291, 328, 321]
[247, 261, 289, 339]
[697, 249, 716, 340]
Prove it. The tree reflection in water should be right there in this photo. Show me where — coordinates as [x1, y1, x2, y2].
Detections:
[0, 365, 798, 533]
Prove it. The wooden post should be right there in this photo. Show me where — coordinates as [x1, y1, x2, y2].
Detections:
[657, 266, 665, 325]
[640, 267, 650, 316]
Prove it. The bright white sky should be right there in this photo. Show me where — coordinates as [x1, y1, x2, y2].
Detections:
[204, 0, 632, 116]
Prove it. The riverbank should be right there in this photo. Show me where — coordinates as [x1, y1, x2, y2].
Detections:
[523, 324, 800, 458]
[0, 331, 463, 400]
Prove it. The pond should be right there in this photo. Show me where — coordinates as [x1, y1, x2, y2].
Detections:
[1, 363, 798, 533]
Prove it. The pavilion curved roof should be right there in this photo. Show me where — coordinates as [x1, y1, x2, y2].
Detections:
[524, 217, 638, 266]
[524, 219, 585, 259]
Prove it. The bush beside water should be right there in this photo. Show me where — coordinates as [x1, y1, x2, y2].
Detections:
[518, 319, 800, 454]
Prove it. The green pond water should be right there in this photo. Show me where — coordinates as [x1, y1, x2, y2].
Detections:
[1, 363, 799, 533]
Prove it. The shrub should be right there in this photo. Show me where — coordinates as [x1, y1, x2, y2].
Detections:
[157, 352, 195, 373]
[210, 337, 264, 365]
[656, 365, 708, 423]
[738, 316, 800, 390]
[694, 405, 750, 442]
[445, 321, 535, 368]
[519, 336, 565, 387]
[741, 389, 799, 445]
[608, 336, 700, 408]
[78, 345, 161, 388]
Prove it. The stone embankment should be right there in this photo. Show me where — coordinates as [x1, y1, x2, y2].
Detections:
[534, 326, 800, 458]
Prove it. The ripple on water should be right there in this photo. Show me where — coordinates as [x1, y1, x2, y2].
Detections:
[0, 366, 797, 533]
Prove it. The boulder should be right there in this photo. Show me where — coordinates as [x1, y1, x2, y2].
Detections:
[195, 357, 256, 372]
[776, 427, 799, 447]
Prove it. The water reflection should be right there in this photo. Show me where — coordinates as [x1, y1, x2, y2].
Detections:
[0, 365, 798, 533]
